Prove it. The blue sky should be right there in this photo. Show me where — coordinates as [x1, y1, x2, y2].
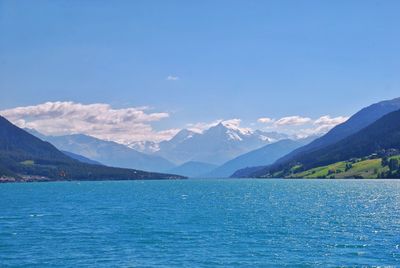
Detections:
[0, 0, 399, 142]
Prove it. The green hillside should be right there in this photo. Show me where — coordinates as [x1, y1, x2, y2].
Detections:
[286, 155, 400, 179]
[252, 97, 400, 178]
[254, 108, 400, 178]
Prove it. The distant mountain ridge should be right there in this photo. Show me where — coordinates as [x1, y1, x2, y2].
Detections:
[155, 123, 289, 165]
[61, 150, 103, 165]
[0, 116, 184, 182]
[26, 123, 290, 172]
[26, 130, 175, 172]
[206, 137, 316, 178]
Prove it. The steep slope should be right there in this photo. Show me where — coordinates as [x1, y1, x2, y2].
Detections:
[0, 116, 184, 181]
[275, 97, 400, 165]
[61, 150, 103, 165]
[156, 123, 288, 165]
[207, 137, 315, 178]
[156, 129, 199, 164]
[254, 108, 400, 177]
[231, 166, 265, 178]
[26, 130, 175, 172]
[167, 161, 218, 178]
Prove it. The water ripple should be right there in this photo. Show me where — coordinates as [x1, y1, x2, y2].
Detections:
[0, 179, 400, 267]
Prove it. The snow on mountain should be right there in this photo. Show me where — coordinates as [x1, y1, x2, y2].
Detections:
[127, 141, 160, 154]
[25, 121, 291, 169]
[155, 122, 289, 165]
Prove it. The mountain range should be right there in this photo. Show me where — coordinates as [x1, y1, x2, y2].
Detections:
[155, 123, 289, 165]
[0, 116, 185, 182]
[27, 122, 290, 175]
[243, 97, 400, 178]
[26, 130, 175, 173]
[5, 97, 400, 180]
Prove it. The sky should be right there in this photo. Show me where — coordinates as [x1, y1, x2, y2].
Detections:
[0, 0, 399, 143]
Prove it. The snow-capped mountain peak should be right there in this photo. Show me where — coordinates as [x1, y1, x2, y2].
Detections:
[172, 129, 197, 142]
[154, 123, 289, 165]
[220, 121, 253, 136]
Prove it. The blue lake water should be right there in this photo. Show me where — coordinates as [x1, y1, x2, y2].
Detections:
[1, 179, 400, 267]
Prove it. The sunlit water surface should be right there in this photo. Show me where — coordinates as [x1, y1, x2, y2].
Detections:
[1, 179, 400, 267]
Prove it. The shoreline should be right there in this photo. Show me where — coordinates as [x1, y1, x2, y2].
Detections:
[2, 176, 399, 184]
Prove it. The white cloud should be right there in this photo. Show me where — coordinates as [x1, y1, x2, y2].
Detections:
[294, 115, 349, 138]
[314, 115, 348, 126]
[274, 116, 312, 126]
[0, 101, 177, 143]
[257, 117, 273, 124]
[309, 115, 349, 134]
[256, 114, 349, 138]
[166, 75, 179, 81]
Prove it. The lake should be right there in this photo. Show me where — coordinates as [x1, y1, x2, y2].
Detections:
[1, 179, 400, 267]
